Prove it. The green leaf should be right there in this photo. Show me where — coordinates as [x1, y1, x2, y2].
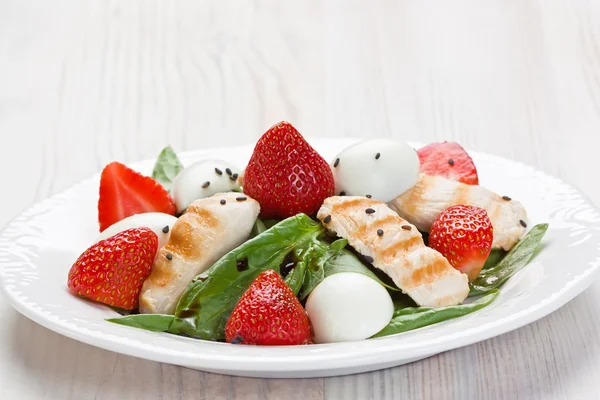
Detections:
[249, 219, 267, 238]
[330, 238, 348, 252]
[371, 290, 499, 338]
[152, 146, 184, 191]
[107, 314, 180, 332]
[172, 214, 325, 340]
[299, 245, 401, 300]
[470, 223, 549, 296]
[483, 249, 508, 270]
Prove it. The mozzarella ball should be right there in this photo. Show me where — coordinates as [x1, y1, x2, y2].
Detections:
[305, 272, 394, 343]
[331, 139, 420, 202]
[171, 160, 242, 213]
[96, 212, 177, 250]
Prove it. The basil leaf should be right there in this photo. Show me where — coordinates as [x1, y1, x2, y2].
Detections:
[172, 214, 324, 340]
[372, 290, 499, 338]
[249, 219, 267, 238]
[152, 146, 183, 191]
[470, 223, 549, 296]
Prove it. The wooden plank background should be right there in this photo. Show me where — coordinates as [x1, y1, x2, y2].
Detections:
[1, 1, 600, 398]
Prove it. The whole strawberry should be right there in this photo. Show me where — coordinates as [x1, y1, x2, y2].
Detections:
[243, 121, 335, 219]
[225, 270, 312, 345]
[429, 205, 493, 281]
[67, 227, 158, 310]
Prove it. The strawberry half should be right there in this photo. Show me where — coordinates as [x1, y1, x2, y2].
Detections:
[243, 121, 335, 219]
[417, 142, 479, 185]
[225, 270, 312, 345]
[429, 205, 493, 281]
[98, 162, 176, 232]
[67, 227, 158, 310]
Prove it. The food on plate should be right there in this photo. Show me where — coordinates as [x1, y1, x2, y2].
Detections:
[152, 146, 184, 191]
[389, 174, 528, 250]
[96, 212, 177, 250]
[243, 121, 335, 219]
[68, 228, 158, 310]
[98, 162, 176, 232]
[68, 128, 549, 346]
[317, 196, 470, 307]
[331, 138, 420, 202]
[429, 205, 493, 281]
[373, 289, 499, 338]
[470, 223, 548, 295]
[305, 272, 394, 343]
[417, 141, 479, 185]
[171, 159, 242, 214]
[225, 270, 312, 345]
[139, 192, 260, 314]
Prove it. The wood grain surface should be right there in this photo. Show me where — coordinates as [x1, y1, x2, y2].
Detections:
[2, 1, 600, 399]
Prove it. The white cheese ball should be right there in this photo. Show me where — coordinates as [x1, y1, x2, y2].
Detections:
[331, 139, 420, 202]
[305, 272, 394, 343]
[96, 212, 177, 250]
[171, 160, 242, 213]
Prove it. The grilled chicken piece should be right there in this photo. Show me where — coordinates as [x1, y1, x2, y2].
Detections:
[139, 193, 260, 314]
[317, 196, 469, 307]
[389, 174, 528, 251]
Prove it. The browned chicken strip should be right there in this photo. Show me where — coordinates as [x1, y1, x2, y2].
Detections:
[389, 174, 528, 250]
[317, 196, 469, 307]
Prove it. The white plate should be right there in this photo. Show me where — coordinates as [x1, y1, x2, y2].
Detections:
[1, 138, 599, 378]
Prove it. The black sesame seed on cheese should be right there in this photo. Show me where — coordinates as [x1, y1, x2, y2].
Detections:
[202, 181, 210, 188]
[162, 225, 170, 234]
[166, 253, 173, 260]
[236, 196, 247, 202]
[375, 152, 381, 160]
[226, 168, 233, 176]
[502, 195, 512, 201]
[220, 199, 226, 205]
[339, 191, 346, 196]
[365, 208, 375, 214]
[334, 158, 340, 168]
[377, 229, 384, 236]
[519, 219, 528, 228]
[363, 255, 374, 263]
[215, 167, 223, 175]
[448, 159, 455, 166]
[232, 173, 239, 179]
[401, 225, 412, 231]
[229, 176, 237, 181]
[323, 215, 332, 224]
[366, 194, 372, 199]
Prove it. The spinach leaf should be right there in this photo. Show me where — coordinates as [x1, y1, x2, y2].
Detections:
[152, 146, 183, 191]
[107, 314, 193, 332]
[483, 249, 507, 270]
[172, 214, 325, 340]
[299, 241, 400, 300]
[372, 290, 499, 338]
[470, 224, 549, 296]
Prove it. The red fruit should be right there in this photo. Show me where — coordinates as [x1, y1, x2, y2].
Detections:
[98, 162, 176, 232]
[67, 227, 158, 310]
[225, 270, 312, 345]
[417, 142, 479, 185]
[243, 121, 335, 219]
[429, 205, 493, 281]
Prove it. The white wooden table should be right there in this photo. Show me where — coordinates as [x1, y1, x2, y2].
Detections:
[2, 1, 600, 399]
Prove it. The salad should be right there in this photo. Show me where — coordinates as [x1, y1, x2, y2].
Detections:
[66, 121, 548, 345]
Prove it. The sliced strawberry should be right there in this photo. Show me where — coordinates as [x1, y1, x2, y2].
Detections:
[243, 121, 335, 219]
[417, 142, 479, 185]
[99, 162, 176, 232]
[67, 227, 158, 310]
[225, 270, 312, 345]
[428, 205, 493, 281]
